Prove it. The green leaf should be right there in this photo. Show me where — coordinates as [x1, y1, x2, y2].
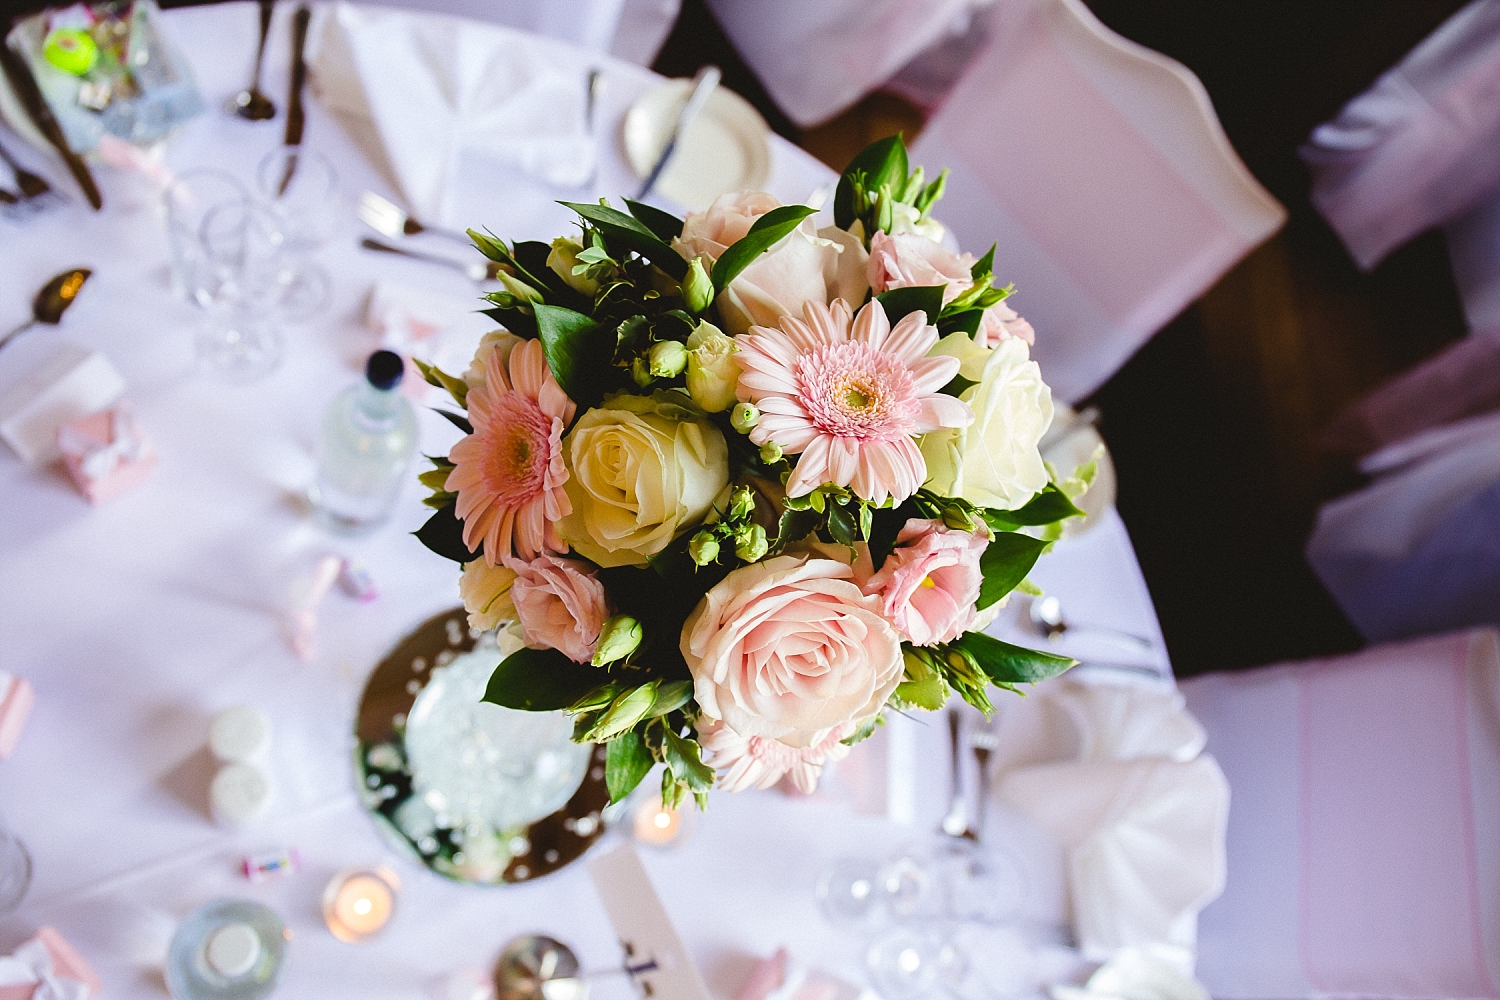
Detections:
[533, 303, 614, 410]
[842, 712, 884, 746]
[605, 728, 655, 804]
[936, 308, 985, 339]
[625, 199, 685, 242]
[834, 134, 909, 230]
[433, 409, 473, 435]
[560, 201, 689, 279]
[826, 502, 858, 546]
[483, 647, 609, 711]
[876, 285, 945, 326]
[414, 503, 479, 563]
[970, 243, 996, 281]
[896, 673, 949, 711]
[951, 630, 1075, 686]
[711, 205, 817, 292]
[662, 727, 715, 793]
[977, 531, 1048, 610]
[981, 484, 1086, 531]
[772, 506, 821, 553]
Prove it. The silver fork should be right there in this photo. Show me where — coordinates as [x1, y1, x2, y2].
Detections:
[359, 237, 500, 283]
[357, 190, 470, 245]
[970, 723, 1000, 843]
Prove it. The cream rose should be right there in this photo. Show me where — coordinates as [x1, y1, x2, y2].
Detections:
[463, 329, 523, 390]
[458, 559, 517, 631]
[557, 392, 729, 567]
[680, 554, 903, 749]
[921, 337, 1053, 510]
[674, 191, 783, 261]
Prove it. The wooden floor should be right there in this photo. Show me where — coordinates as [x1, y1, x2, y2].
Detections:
[656, 0, 1474, 675]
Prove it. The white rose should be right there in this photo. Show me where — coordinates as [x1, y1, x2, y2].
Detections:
[557, 392, 729, 567]
[463, 329, 522, 390]
[928, 330, 992, 384]
[684, 321, 738, 413]
[458, 559, 517, 631]
[920, 338, 1053, 509]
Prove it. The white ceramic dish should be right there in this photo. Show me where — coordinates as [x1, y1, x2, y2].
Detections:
[622, 78, 771, 212]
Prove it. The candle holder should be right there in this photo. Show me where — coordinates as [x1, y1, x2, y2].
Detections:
[628, 793, 696, 850]
[322, 865, 399, 943]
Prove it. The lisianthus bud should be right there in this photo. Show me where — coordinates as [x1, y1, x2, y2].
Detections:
[685, 322, 738, 413]
[588, 683, 657, 741]
[731, 402, 760, 433]
[592, 614, 643, 666]
[548, 237, 601, 295]
[688, 531, 720, 566]
[649, 339, 688, 379]
[729, 486, 755, 521]
[681, 256, 714, 314]
[759, 440, 783, 464]
[496, 270, 544, 306]
[631, 356, 654, 387]
[734, 523, 768, 562]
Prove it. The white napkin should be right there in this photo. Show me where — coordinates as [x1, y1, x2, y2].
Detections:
[1051, 948, 1209, 1000]
[1000, 756, 1229, 964]
[313, 3, 595, 225]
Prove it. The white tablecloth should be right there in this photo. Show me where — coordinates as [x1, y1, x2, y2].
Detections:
[0, 4, 1170, 996]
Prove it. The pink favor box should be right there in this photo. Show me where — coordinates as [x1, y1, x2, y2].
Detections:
[0, 673, 33, 760]
[0, 927, 101, 1000]
[57, 405, 157, 505]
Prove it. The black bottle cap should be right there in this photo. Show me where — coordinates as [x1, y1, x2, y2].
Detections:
[366, 350, 405, 391]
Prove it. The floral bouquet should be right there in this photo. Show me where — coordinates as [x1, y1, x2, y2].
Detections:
[414, 136, 1088, 809]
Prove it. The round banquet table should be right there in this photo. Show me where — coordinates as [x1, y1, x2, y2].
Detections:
[0, 4, 1173, 997]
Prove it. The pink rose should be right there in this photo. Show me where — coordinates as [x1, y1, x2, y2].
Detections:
[979, 299, 1035, 346]
[867, 231, 975, 306]
[862, 518, 987, 646]
[675, 194, 869, 337]
[697, 717, 852, 793]
[681, 554, 903, 750]
[503, 553, 610, 663]
[674, 191, 783, 261]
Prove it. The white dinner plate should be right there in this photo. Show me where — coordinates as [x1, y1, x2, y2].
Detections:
[622, 78, 772, 212]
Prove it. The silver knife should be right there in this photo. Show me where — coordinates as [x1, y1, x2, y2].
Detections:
[637, 65, 720, 201]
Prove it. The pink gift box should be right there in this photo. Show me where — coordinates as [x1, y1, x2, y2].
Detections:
[0, 673, 33, 760]
[56, 404, 157, 505]
[0, 927, 102, 1000]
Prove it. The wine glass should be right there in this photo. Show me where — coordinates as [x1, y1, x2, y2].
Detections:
[162, 168, 249, 306]
[865, 928, 965, 1000]
[255, 146, 338, 317]
[817, 857, 885, 930]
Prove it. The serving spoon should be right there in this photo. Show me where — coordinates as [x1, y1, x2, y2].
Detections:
[0, 268, 91, 353]
[228, 0, 277, 121]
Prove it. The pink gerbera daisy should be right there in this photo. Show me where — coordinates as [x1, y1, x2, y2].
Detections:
[446, 338, 575, 564]
[734, 298, 972, 504]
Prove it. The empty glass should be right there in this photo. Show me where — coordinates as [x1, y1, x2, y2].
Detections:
[255, 146, 337, 320]
[865, 929, 965, 1000]
[195, 303, 284, 385]
[163, 169, 249, 306]
[0, 821, 33, 914]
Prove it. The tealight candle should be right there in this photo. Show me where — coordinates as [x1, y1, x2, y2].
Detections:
[322, 867, 399, 943]
[630, 795, 694, 849]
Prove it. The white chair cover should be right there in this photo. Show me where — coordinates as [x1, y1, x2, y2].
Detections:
[1183, 629, 1500, 999]
[909, 0, 1284, 403]
[702, 0, 994, 127]
[1301, 0, 1500, 272]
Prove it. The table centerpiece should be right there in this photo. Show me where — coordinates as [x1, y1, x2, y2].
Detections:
[413, 136, 1089, 810]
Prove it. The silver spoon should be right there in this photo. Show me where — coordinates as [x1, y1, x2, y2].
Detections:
[940, 709, 974, 840]
[1028, 595, 1154, 652]
[360, 237, 500, 283]
[228, 0, 277, 121]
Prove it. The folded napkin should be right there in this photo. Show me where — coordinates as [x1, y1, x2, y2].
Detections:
[1000, 756, 1229, 964]
[1052, 948, 1209, 1000]
[313, 3, 595, 226]
[0, 926, 101, 1000]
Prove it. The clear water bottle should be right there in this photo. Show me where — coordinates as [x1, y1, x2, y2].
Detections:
[310, 350, 418, 534]
[165, 898, 287, 1000]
